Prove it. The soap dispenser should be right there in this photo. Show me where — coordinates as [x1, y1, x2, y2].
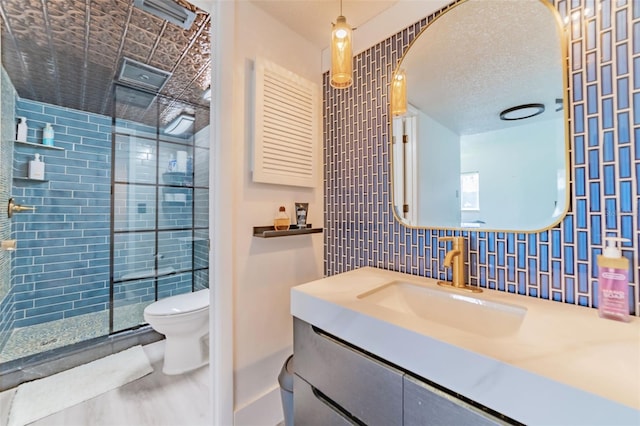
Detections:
[597, 237, 630, 322]
[28, 153, 45, 180]
[274, 206, 290, 231]
[42, 123, 54, 146]
[16, 117, 28, 142]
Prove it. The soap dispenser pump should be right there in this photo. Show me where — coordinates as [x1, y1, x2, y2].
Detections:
[597, 237, 630, 322]
[28, 153, 45, 180]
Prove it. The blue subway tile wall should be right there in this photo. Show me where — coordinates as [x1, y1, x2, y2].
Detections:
[111, 125, 208, 312]
[10, 99, 113, 328]
[324, 0, 639, 316]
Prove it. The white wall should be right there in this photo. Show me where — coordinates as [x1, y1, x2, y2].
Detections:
[230, 2, 324, 424]
[204, 0, 459, 423]
[417, 111, 460, 226]
[460, 118, 564, 230]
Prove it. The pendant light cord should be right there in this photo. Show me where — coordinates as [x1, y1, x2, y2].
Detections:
[340, 0, 343, 16]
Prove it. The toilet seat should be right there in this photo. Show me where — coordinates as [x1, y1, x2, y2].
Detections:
[144, 289, 209, 317]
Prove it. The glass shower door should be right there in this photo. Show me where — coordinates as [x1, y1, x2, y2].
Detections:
[111, 87, 209, 333]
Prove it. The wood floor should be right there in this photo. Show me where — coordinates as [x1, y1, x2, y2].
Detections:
[0, 341, 211, 426]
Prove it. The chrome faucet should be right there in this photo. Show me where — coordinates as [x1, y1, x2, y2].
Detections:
[437, 236, 482, 293]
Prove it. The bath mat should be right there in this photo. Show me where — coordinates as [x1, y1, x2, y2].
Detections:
[7, 345, 153, 426]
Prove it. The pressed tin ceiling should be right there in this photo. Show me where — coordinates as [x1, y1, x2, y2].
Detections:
[0, 0, 211, 127]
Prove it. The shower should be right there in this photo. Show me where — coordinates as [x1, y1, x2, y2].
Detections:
[0, 0, 211, 385]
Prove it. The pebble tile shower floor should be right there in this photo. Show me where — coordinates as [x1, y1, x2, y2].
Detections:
[0, 303, 147, 363]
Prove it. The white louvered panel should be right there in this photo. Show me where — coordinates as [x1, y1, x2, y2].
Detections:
[253, 57, 318, 187]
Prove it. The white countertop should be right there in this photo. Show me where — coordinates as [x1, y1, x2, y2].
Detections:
[291, 267, 640, 425]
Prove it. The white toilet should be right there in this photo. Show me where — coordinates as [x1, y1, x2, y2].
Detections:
[143, 289, 210, 375]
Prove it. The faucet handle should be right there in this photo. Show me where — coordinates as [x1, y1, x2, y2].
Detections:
[440, 236, 464, 248]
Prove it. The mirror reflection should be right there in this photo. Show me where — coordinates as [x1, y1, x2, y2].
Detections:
[391, 0, 569, 231]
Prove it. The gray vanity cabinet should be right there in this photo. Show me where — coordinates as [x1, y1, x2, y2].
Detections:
[293, 318, 508, 426]
[293, 318, 404, 425]
[293, 375, 355, 425]
[403, 374, 502, 426]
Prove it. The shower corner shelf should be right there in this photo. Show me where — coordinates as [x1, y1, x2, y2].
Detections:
[13, 176, 48, 182]
[14, 140, 64, 150]
[162, 172, 191, 186]
[253, 224, 322, 238]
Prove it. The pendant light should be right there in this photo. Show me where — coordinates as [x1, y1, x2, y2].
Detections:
[391, 69, 407, 116]
[330, 0, 353, 88]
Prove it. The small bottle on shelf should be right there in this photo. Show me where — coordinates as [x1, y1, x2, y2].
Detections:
[274, 206, 290, 231]
[42, 123, 54, 146]
[167, 154, 177, 172]
[16, 117, 28, 142]
[28, 153, 45, 180]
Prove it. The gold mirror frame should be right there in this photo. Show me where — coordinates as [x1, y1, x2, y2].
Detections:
[390, 0, 571, 233]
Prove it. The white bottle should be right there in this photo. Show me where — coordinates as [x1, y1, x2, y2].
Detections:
[168, 154, 177, 172]
[42, 123, 54, 146]
[28, 153, 45, 180]
[176, 150, 187, 173]
[16, 117, 28, 142]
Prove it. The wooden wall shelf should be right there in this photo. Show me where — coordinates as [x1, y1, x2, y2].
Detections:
[253, 224, 322, 238]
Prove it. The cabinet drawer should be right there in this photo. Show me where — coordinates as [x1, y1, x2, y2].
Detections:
[293, 318, 403, 426]
[404, 374, 504, 426]
[294, 375, 355, 425]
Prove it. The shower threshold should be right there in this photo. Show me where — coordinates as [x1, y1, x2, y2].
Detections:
[0, 324, 162, 391]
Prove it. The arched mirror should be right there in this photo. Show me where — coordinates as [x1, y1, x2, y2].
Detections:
[390, 0, 569, 232]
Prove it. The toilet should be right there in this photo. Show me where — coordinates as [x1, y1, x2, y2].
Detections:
[143, 289, 210, 375]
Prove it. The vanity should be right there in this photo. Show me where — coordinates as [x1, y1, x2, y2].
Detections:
[293, 0, 640, 423]
[290, 267, 640, 425]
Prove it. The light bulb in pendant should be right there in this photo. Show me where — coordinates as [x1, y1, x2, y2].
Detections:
[330, 13, 353, 89]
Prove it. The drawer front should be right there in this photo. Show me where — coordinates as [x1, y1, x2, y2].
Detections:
[294, 375, 355, 426]
[403, 375, 504, 426]
[294, 318, 403, 426]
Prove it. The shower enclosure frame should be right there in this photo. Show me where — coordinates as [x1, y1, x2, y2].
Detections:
[109, 83, 210, 335]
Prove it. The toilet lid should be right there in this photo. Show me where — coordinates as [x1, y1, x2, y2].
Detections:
[144, 289, 209, 316]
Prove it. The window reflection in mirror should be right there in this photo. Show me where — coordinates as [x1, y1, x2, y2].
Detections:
[460, 172, 479, 212]
[390, 0, 569, 232]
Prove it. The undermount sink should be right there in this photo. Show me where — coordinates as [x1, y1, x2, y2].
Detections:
[357, 281, 527, 337]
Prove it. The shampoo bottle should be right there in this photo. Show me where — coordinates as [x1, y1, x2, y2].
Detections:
[168, 154, 177, 172]
[16, 117, 28, 142]
[28, 153, 45, 180]
[274, 206, 290, 231]
[42, 123, 54, 146]
[176, 150, 188, 173]
[597, 237, 630, 322]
